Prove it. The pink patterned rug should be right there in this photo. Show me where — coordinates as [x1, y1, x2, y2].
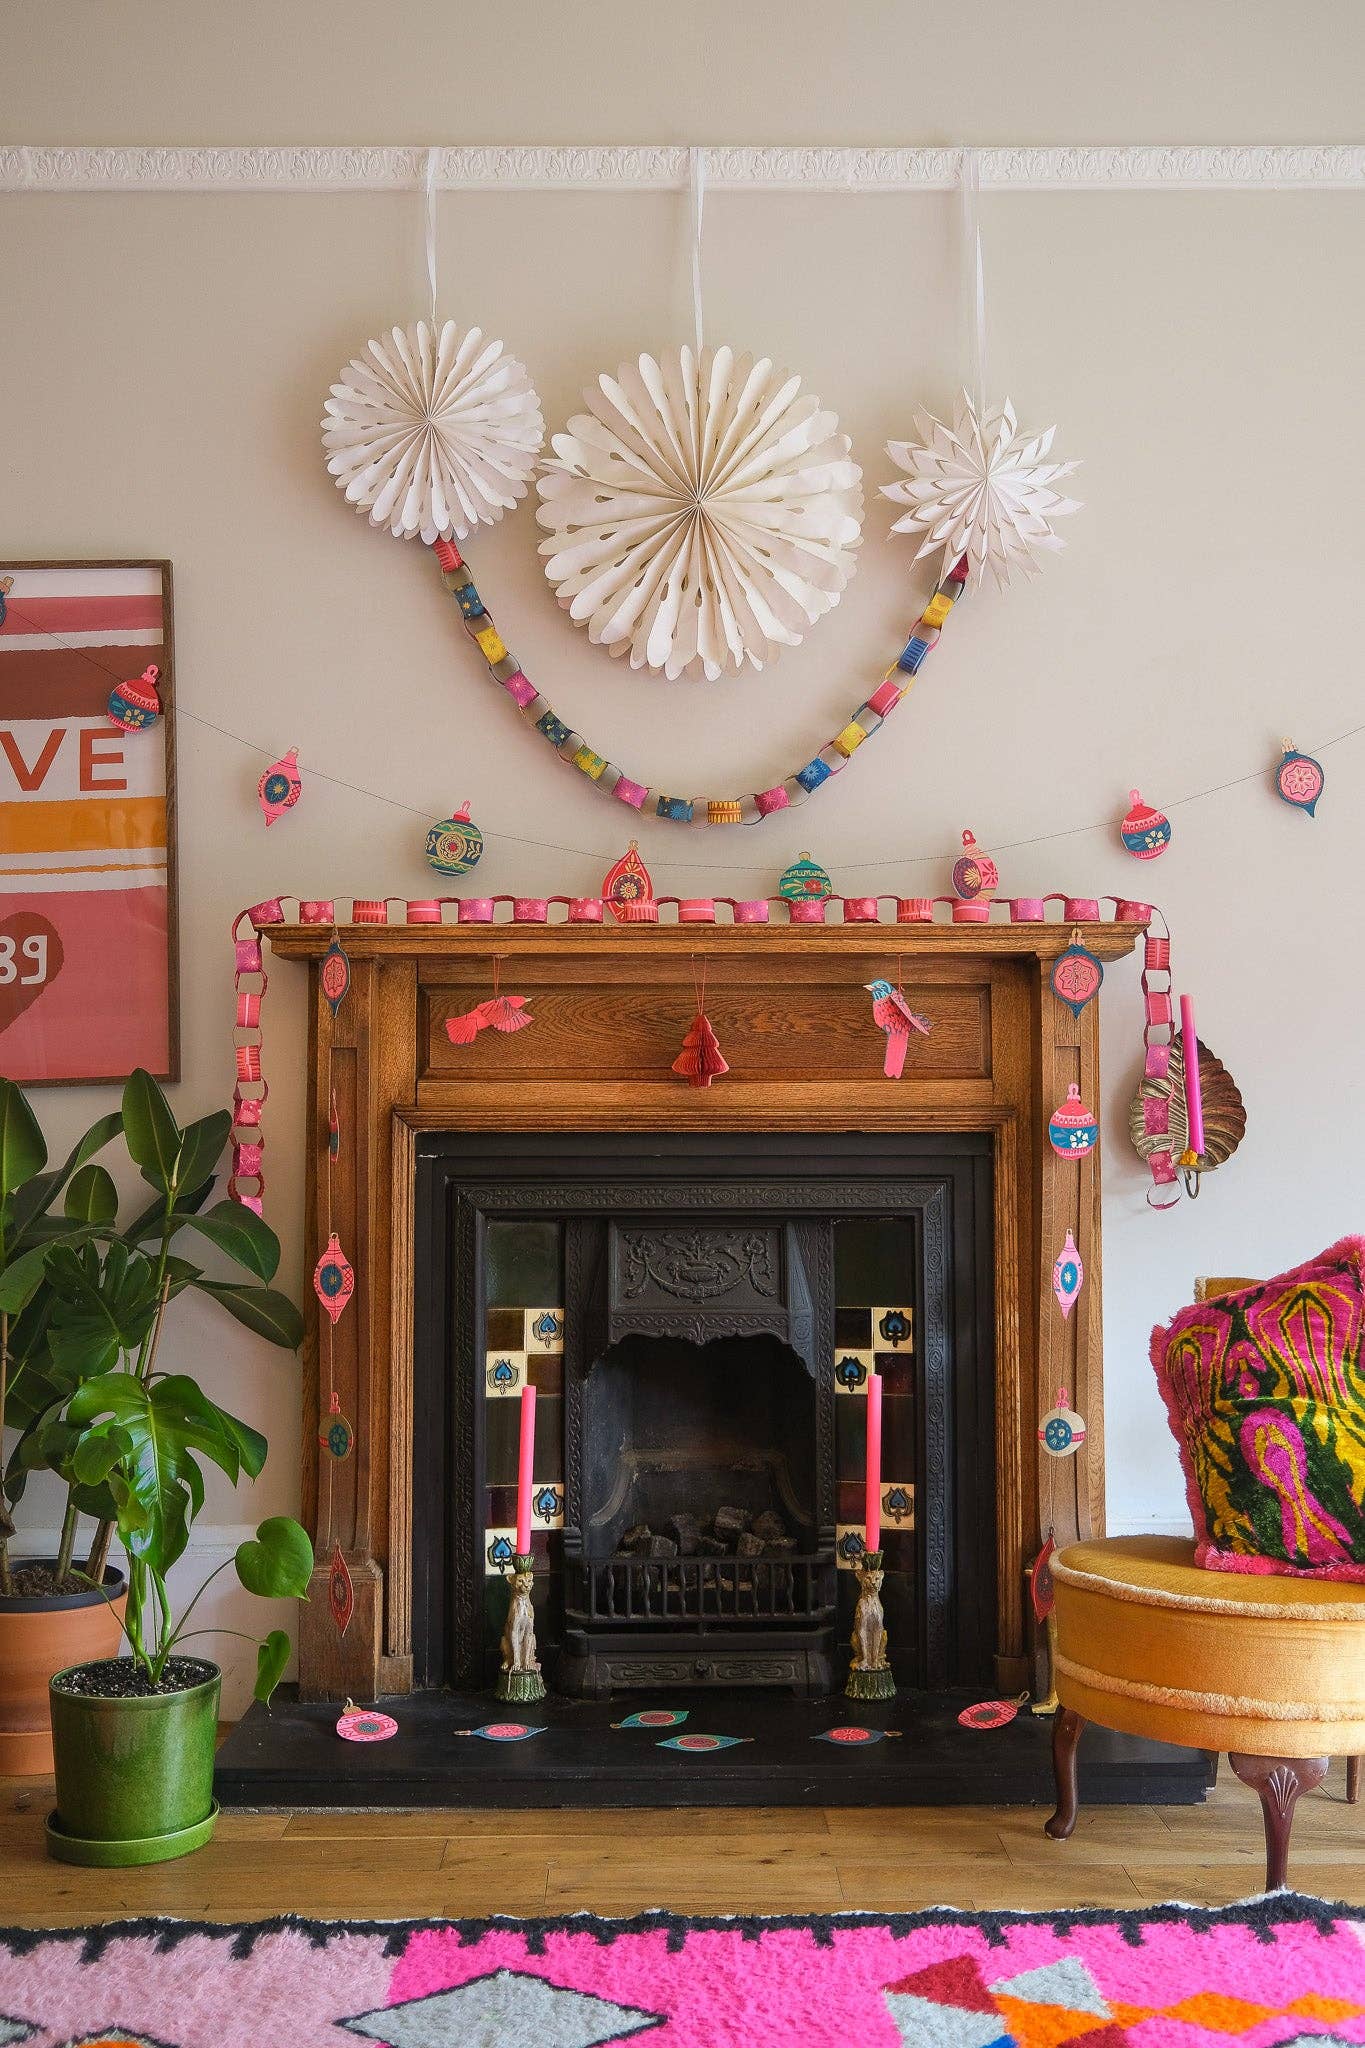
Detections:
[1, 1897, 1363, 2047]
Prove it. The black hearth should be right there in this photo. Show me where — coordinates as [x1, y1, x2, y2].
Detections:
[409, 1131, 999, 1698]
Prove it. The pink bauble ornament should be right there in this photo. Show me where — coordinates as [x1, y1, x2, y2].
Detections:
[107, 663, 161, 732]
[1052, 1231, 1084, 1319]
[952, 829, 998, 900]
[337, 1702, 398, 1743]
[258, 747, 302, 827]
[1048, 1083, 1099, 1156]
[1120, 788, 1171, 859]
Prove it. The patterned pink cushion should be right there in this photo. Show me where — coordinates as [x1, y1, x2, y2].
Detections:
[1150, 1236, 1365, 1580]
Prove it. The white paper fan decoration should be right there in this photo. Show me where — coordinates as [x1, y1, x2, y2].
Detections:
[882, 392, 1081, 589]
[536, 346, 864, 681]
[322, 320, 544, 543]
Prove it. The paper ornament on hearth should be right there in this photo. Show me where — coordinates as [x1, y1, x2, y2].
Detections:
[536, 346, 864, 680]
[882, 392, 1080, 589]
[322, 321, 544, 544]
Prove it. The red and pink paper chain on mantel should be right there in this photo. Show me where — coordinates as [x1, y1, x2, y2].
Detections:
[227, 892, 1164, 1214]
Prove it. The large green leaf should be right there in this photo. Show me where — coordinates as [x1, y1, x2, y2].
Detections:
[0, 1241, 51, 1315]
[122, 1068, 182, 1194]
[156, 1374, 267, 1481]
[253, 1628, 292, 1705]
[171, 1112, 231, 1205]
[236, 1516, 314, 1599]
[177, 1201, 280, 1283]
[122, 1176, 216, 1246]
[1, 1110, 122, 1250]
[194, 1279, 304, 1349]
[45, 1240, 160, 1378]
[0, 1079, 46, 1203]
[64, 1162, 118, 1226]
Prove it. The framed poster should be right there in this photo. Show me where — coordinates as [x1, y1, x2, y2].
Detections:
[0, 560, 179, 1084]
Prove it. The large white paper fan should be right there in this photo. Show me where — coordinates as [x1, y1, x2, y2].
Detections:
[323, 320, 544, 543]
[882, 392, 1081, 589]
[536, 346, 864, 681]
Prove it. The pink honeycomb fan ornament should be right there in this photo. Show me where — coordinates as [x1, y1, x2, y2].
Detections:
[258, 747, 302, 826]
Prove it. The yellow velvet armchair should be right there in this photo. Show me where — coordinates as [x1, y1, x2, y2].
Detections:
[1045, 1276, 1365, 1891]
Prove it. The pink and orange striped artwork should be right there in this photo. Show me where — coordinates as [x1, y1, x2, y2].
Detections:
[0, 561, 177, 1083]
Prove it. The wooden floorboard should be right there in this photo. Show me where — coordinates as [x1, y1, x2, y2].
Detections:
[3, 1759, 1362, 1926]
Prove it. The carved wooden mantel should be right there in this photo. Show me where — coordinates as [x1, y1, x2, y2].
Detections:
[267, 917, 1143, 1700]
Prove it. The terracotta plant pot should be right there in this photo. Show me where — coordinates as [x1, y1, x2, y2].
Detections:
[0, 1564, 127, 1775]
[48, 1657, 221, 1866]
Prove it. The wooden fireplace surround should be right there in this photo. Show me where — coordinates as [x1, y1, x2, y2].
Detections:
[268, 916, 1143, 1701]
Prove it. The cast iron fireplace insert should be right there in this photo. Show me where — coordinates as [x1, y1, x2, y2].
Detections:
[409, 1130, 995, 1696]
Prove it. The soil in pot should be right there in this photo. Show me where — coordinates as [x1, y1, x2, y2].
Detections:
[0, 1564, 128, 1777]
[49, 1654, 222, 1866]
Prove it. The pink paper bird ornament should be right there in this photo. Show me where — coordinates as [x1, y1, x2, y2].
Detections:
[864, 977, 933, 1079]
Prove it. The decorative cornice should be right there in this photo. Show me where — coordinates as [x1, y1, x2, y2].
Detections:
[2, 143, 1361, 194]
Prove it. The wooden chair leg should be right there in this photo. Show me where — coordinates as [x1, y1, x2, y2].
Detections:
[1228, 1752, 1328, 1890]
[1348, 1755, 1361, 1806]
[1045, 1706, 1086, 1841]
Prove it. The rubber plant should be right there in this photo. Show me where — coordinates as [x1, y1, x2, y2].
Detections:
[5, 1068, 312, 1701]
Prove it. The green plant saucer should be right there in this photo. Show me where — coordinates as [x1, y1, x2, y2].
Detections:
[45, 1800, 219, 1867]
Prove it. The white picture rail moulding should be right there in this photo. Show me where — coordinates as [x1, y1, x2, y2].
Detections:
[2, 143, 1362, 194]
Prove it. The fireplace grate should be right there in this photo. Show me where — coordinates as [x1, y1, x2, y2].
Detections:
[567, 1553, 835, 1630]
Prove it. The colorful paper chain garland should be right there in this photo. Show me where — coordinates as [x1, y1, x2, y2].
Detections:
[431, 538, 969, 825]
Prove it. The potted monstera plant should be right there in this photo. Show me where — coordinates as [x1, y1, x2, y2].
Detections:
[0, 1079, 128, 1772]
[0, 1068, 311, 1864]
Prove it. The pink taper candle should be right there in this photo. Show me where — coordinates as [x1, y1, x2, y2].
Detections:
[515, 1384, 537, 1557]
[1179, 995, 1205, 1158]
[864, 1374, 883, 1555]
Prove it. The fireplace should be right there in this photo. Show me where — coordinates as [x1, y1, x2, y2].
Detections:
[254, 913, 1144, 1708]
[407, 1131, 997, 1697]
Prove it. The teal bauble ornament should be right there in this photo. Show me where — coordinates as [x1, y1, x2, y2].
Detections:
[425, 799, 484, 877]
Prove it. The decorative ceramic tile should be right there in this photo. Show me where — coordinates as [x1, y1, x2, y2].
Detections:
[485, 1349, 526, 1397]
[524, 1307, 565, 1352]
[531, 1480, 564, 1530]
[835, 1523, 869, 1568]
[834, 1305, 874, 1348]
[484, 1527, 518, 1573]
[881, 1480, 915, 1529]
[527, 1353, 564, 1395]
[874, 1351, 916, 1393]
[834, 1348, 873, 1394]
[872, 1306, 914, 1349]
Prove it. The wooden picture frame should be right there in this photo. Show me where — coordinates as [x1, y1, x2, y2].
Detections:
[0, 559, 179, 1084]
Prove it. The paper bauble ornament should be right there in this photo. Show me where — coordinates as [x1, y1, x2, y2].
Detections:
[1051, 934, 1104, 1018]
[1275, 740, 1325, 818]
[951, 828, 997, 900]
[320, 935, 351, 1017]
[337, 1702, 398, 1743]
[1052, 1231, 1083, 1319]
[1120, 789, 1171, 859]
[258, 748, 301, 827]
[1039, 1386, 1087, 1458]
[425, 799, 484, 876]
[958, 1698, 1021, 1730]
[313, 1231, 355, 1325]
[882, 392, 1080, 588]
[319, 1390, 354, 1461]
[1048, 1083, 1098, 1156]
[328, 1540, 354, 1636]
[536, 345, 864, 681]
[603, 841, 655, 921]
[778, 851, 833, 901]
[323, 320, 544, 543]
[107, 663, 161, 732]
[1030, 1535, 1057, 1621]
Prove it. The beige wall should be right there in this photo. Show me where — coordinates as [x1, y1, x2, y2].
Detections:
[5, 1, 1363, 1705]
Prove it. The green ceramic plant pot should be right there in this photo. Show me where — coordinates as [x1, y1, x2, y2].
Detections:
[47, 1657, 221, 1865]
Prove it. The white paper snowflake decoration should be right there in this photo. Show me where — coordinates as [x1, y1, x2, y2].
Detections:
[882, 392, 1081, 590]
[323, 320, 544, 544]
[536, 346, 864, 681]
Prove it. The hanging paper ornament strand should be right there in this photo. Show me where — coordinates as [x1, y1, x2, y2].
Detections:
[313, 935, 357, 1638]
[431, 538, 968, 825]
[229, 909, 270, 1213]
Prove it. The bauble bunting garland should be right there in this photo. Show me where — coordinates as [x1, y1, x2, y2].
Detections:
[107, 663, 161, 732]
[1275, 740, 1325, 817]
[258, 748, 302, 827]
[425, 799, 484, 877]
[1120, 789, 1171, 859]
